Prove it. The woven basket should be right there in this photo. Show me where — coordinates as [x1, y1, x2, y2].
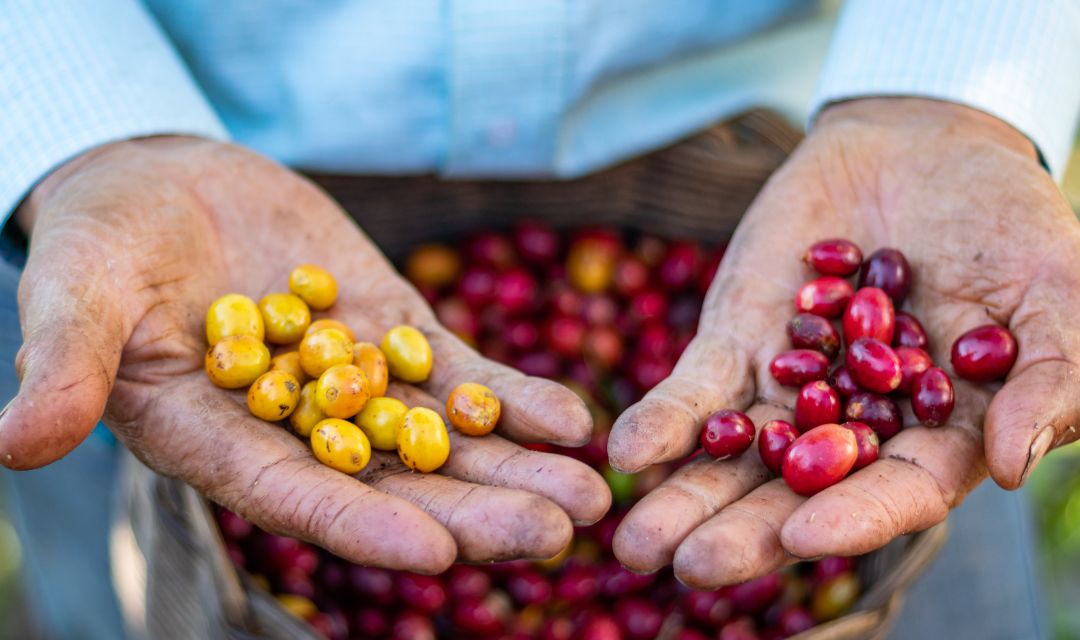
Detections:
[109, 110, 948, 640]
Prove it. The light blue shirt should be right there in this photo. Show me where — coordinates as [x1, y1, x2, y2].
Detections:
[2, 0, 1079, 219]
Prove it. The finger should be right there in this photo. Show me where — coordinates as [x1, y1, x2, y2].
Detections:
[109, 377, 457, 573]
[780, 387, 987, 558]
[0, 225, 131, 469]
[360, 453, 573, 562]
[980, 265, 1080, 488]
[607, 332, 753, 473]
[612, 402, 784, 574]
[673, 480, 802, 588]
[389, 383, 612, 525]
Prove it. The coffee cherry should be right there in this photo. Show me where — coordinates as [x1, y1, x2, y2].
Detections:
[613, 255, 650, 297]
[614, 598, 664, 640]
[811, 572, 860, 621]
[381, 325, 434, 383]
[397, 572, 448, 614]
[895, 346, 932, 394]
[804, 239, 862, 277]
[840, 421, 879, 469]
[288, 264, 337, 311]
[315, 364, 370, 419]
[305, 319, 356, 342]
[700, 410, 755, 460]
[842, 287, 894, 345]
[782, 424, 858, 496]
[859, 248, 911, 304]
[911, 367, 955, 427]
[893, 312, 929, 350]
[269, 351, 308, 385]
[405, 243, 463, 289]
[787, 313, 841, 359]
[844, 392, 902, 441]
[259, 293, 312, 344]
[513, 220, 560, 264]
[778, 606, 815, 636]
[247, 371, 301, 421]
[289, 381, 325, 437]
[494, 268, 538, 315]
[205, 335, 271, 389]
[310, 418, 371, 474]
[397, 407, 451, 472]
[794, 381, 841, 433]
[769, 350, 830, 387]
[355, 396, 408, 451]
[299, 328, 354, 378]
[658, 241, 701, 290]
[795, 277, 854, 319]
[206, 293, 264, 345]
[950, 324, 1018, 382]
[457, 266, 497, 308]
[828, 366, 860, 399]
[846, 338, 902, 393]
[352, 342, 389, 397]
[446, 382, 501, 436]
[758, 420, 799, 475]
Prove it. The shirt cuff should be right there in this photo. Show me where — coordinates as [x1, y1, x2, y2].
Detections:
[0, 0, 229, 221]
[809, 0, 1080, 179]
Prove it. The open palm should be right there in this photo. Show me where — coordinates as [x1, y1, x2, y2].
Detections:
[1, 136, 610, 572]
[609, 99, 1080, 587]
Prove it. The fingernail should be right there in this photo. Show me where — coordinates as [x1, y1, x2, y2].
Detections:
[1020, 428, 1055, 486]
[0, 396, 13, 421]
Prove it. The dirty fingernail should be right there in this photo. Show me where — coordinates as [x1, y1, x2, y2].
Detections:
[1020, 428, 1055, 486]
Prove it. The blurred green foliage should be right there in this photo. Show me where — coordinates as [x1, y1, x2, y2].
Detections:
[1028, 445, 1080, 639]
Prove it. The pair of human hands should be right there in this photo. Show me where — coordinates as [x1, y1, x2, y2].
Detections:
[2, 98, 1078, 585]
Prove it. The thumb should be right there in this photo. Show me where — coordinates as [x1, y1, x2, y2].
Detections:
[0, 225, 128, 469]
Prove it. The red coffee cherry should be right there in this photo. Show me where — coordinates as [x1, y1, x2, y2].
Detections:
[782, 424, 858, 496]
[794, 277, 854, 319]
[911, 367, 955, 427]
[842, 287, 895, 345]
[804, 239, 863, 277]
[700, 410, 756, 460]
[950, 324, 1018, 382]
[845, 338, 902, 394]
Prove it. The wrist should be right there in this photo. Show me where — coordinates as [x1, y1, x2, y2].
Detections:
[816, 98, 1038, 162]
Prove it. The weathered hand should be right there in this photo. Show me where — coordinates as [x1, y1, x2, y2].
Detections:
[608, 98, 1080, 587]
[0, 137, 610, 572]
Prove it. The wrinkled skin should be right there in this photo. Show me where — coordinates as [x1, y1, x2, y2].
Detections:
[0, 137, 610, 573]
[609, 98, 1080, 587]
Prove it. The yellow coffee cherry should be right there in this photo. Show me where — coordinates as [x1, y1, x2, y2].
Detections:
[259, 293, 311, 344]
[306, 318, 357, 342]
[289, 381, 325, 437]
[446, 382, 501, 436]
[355, 396, 408, 451]
[277, 594, 317, 620]
[269, 351, 308, 384]
[352, 342, 389, 397]
[204, 335, 271, 389]
[396, 407, 450, 473]
[206, 293, 264, 345]
[381, 325, 433, 383]
[246, 370, 302, 421]
[298, 328, 353, 378]
[311, 418, 371, 474]
[289, 264, 338, 311]
[315, 364, 370, 419]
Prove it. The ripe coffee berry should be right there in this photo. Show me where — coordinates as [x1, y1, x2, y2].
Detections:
[951, 324, 1018, 382]
[758, 420, 799, 475]
[911, 367, 955, 427]
[859, 248, 911, 304]
[804, 239, 862, 277]
[795, 277, 854, 319]
[787, 313, 840, 359]
[846, 338, 902, 394]
[840, 421, 879, 470]
[700, 410, 756, 460]
[844, 392, 902, 441]
[895, 347, 933, 394]
[795, 381, 842, 432]
[893, 312, 929, 350]
[842, 287, 894, 345]
[769, 350, 830, 387]
[828, 366, 860, 399]
[782, 424, 858, 496]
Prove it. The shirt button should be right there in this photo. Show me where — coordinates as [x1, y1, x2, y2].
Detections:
[487, 119, 518, 148]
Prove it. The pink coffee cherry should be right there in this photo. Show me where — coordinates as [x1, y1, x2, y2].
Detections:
[700, 410, 756, 460]
[840, 421, 880, 469]
[893, 311, 929, 350]
[950, 324, 1018, 382]
[895, 346, 933, 394]
[782, 424, 858, 496]
[844, 392, 902, 441]
[795, 381, 842, 432]
[795, 277, 854, 319]
[769, 349, 831, 387]
[787, 313, 841, 359]
[803, 239, 863, 277]
[911, 367, 955, 427]
[758, 419, 800, 475]
[842, 287, 895, 345]
[858, 248, 911, 304]
[846, 338, 902, 393]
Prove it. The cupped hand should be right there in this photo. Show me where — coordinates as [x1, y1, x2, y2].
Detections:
[608, 98, 1080, 587]
[0, 137, 610, 572]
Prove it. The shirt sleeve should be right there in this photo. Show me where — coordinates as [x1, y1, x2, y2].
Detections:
[0, 0, 229, 220]
[810, 0, 1080, 179]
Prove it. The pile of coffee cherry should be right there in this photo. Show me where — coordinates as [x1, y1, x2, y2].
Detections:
[700, 240, 1018, 496]
[217, 224, 882, 639]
